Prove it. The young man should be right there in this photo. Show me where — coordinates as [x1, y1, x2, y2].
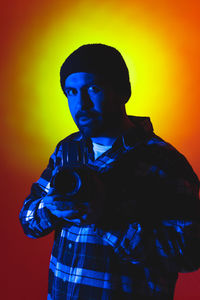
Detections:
[19, 44, 200, 300]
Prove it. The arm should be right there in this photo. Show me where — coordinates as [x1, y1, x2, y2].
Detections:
[100, 219, 200, 273]
[19, 146, 60, 238]
[99, 144, 200, 273]
[19, 143, 82, 238]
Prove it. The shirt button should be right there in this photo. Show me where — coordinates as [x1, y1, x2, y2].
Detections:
[68, 243, 72, 249]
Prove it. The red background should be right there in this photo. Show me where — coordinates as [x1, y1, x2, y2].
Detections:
[1, 0, 200, 299]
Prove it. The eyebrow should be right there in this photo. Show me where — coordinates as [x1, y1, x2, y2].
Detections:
[64, 86, 75, 90]
[64, 83, 101, 90]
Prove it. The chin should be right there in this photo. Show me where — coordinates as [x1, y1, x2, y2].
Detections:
[79, 125, 104, 138]
[79, 126, 97, 138]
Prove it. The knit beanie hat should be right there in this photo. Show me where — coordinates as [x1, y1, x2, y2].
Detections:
[60, 44, 131, 104]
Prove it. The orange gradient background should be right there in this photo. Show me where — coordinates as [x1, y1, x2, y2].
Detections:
[1, 0, 200, 299]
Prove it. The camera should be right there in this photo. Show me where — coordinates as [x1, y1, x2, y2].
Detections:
[50, 165, 106, 212]
[52, 167, 84, 197]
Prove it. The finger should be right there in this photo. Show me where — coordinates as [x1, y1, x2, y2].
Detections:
[45, 189, 57, 198]
[45, 203, 58, 210]
[65, 218, 81, 224]
[43, 195, 57, 205]
[43, 194, 66, 205]
[49, 209, 79, 218]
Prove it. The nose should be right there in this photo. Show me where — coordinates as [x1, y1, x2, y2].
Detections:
[78, 89, 93, 110]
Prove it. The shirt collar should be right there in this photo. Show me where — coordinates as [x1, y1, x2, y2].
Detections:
[80, 115, 154, 154]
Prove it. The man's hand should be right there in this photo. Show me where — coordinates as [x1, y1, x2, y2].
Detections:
[43, 188, 82, 223]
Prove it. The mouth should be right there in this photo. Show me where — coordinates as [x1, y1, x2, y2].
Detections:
[78, 116, 94, 125]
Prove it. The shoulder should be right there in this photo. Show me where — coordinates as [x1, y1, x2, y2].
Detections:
[145, 134, 179, 160]
[146, 134, 186, 166]
[58, 131, 82, 144]
[144, 134, 199, 184]
[55, 131, 82, 150]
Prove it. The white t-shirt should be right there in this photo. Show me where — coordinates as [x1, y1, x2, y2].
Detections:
[92, 142, 112, 160]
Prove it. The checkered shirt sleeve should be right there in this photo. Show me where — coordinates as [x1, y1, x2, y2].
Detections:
[19, 144, 62, 238]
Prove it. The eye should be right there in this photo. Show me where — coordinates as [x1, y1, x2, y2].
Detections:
[88, 85, 101, 94]
[65, 88, 77, 97]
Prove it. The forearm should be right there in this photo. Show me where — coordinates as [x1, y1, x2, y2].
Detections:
[99, 219, 200, 273]
[19, 189, 59, 238]
[19, 145, 62, 238]
[98, 222, 151, 264]
[19, 182, 85, 238]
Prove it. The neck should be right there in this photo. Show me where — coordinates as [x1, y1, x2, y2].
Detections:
[91, 113, 134, 146]
[91, 136, 117, 146]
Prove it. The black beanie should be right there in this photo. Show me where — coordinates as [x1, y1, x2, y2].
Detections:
[60, 44, 131, 104]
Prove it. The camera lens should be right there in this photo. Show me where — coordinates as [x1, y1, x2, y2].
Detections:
[53, 168, 82, 196]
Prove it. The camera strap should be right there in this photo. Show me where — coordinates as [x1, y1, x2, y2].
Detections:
[62, 140, 87, 168]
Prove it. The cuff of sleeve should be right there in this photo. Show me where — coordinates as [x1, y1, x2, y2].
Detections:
[38, 199, 59, 227]
[101, 223, 146, 264]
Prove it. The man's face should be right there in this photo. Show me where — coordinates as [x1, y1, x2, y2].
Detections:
[64, 72, 121, 137]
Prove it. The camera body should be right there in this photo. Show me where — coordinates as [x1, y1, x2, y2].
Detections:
[50, 165, 106, 218]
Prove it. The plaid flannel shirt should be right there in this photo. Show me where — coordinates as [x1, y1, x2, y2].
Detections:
[19, 116, 200, 300]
